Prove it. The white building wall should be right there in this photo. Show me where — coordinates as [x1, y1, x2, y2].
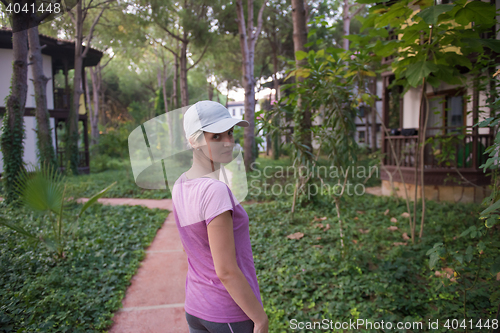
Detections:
[402, 74, 492, 135]
[0, 116, 57, 173]
[0, 49, 53, 109]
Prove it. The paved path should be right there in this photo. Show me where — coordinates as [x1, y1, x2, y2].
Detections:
[77, 198, 189, 333]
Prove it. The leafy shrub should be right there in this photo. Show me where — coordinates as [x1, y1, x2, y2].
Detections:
[245, 193, 499, 332]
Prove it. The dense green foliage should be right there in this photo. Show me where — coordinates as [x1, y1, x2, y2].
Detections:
[247, 151, 382, 204]
[64, 168, 171, 200]
[246, 194, 500, 332]
[0, 99, 25, 204]
[0, 203, 168, 332]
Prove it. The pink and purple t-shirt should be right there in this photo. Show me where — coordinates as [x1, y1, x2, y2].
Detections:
[171, 171, 262, 323]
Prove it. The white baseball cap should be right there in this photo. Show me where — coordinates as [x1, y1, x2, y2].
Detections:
[183, 101, 249, 141]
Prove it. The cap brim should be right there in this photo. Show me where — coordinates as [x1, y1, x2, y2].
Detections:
[202, 118, 249, 133]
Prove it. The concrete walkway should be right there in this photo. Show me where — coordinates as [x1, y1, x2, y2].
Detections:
[77, 198, 189, 333]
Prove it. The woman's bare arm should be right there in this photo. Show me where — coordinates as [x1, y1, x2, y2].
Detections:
[207, 210, 268, 327]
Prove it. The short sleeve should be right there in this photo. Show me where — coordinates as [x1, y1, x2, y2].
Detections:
[201, 181, 235, 226]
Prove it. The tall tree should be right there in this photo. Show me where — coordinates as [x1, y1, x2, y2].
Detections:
[342, 0, 365, 51]
[0, 0, 57, 203]
[65, 0, 109, 175]
[28, 25, 57, 170]
[144, 0, 214, 107]
[86, 53, 112, 146]
[0, 9, 29, 204]
[262, 0, 294, 159]
[291, 0, 312, 157]
[235, 0, 267, 172]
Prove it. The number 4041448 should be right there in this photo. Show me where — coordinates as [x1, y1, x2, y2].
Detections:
[4, 2, 61, 14]
[444, 319, 498, 330]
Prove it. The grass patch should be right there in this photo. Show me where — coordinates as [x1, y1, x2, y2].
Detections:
[0, 203, 168, 332]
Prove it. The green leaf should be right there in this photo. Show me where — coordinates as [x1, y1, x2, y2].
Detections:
[491, 256, 500, 274]
[78, 182, 117, 218]
[373, 40, 399, 58]
[454, 1, 496, 26]
[459, 226, 473, 238]
[454, 253, 464, 265]
[465, 245, 473, 262]
[480, 198, 500, 216]
[405, 61, 439, 87]
[414, 0, 434, 8]
[477, 117, 494, 127]
[443, 52, 472, 70]
[326, 47, 344, 54]
[485, 215, 499, 228]
[0, 216, 38, 240]
[295, 50, 308, 61]
[477, 241, 485, 253]
[416, 4, 454, 24]
[42, 236, 59, 252]
[479, 39, 500, 53]
[429, 253, 439, 269]
[14, 163, 64, 214]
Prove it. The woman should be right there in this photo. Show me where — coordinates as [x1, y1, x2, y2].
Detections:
[171, 101, 268, 333]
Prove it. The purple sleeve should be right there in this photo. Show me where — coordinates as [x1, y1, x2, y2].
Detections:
[202, 181, 235, 227]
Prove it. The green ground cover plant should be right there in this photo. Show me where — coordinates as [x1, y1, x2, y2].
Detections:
[0, 203, 168, 332]
[246, 151, 381, 203]
[63, 168, 171, 200]
[245, 193, 500, 333]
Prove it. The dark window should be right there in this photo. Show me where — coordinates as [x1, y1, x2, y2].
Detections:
[359, 131, 366, 143]
[426, 93, 463, 136]
[358, 106, 365, 118]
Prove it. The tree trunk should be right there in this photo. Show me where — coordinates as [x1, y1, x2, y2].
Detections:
[180, 38, 189, 107]
[162, 68, 169, 114]
[365, 108, 370, 148]
[172, 54, 179, 110]
[216, 80, 220, 103]
[90, 67, 100, 146]
[67, 0, 84, 175]
[371, 77, 377, 151]
[343, 0, 350, 51]
[84, 68, 94, 145]
[291, 0, 312, 156]
[0, 20, 29, 203]
[161, 64, 174, 147]
[272, 39, 280, 160]
[99, 64, 106, 127]
[208, 82, 214, 101]
[235, 0, 266, 172]
[27, 26, 57, 170]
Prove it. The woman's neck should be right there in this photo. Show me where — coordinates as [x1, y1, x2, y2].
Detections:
[187, 151, 221, 180]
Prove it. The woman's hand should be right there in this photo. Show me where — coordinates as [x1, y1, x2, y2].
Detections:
[253, 315, 269, 333]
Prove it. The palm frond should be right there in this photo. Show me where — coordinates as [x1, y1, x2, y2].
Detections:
[78, 182, 117, 218]
[14, 162, 65, 214]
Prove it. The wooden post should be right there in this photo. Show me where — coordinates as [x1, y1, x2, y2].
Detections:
[381, 75, 388, 163]
[83, 116, 90, 172]
[472, 76, 479, 170]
